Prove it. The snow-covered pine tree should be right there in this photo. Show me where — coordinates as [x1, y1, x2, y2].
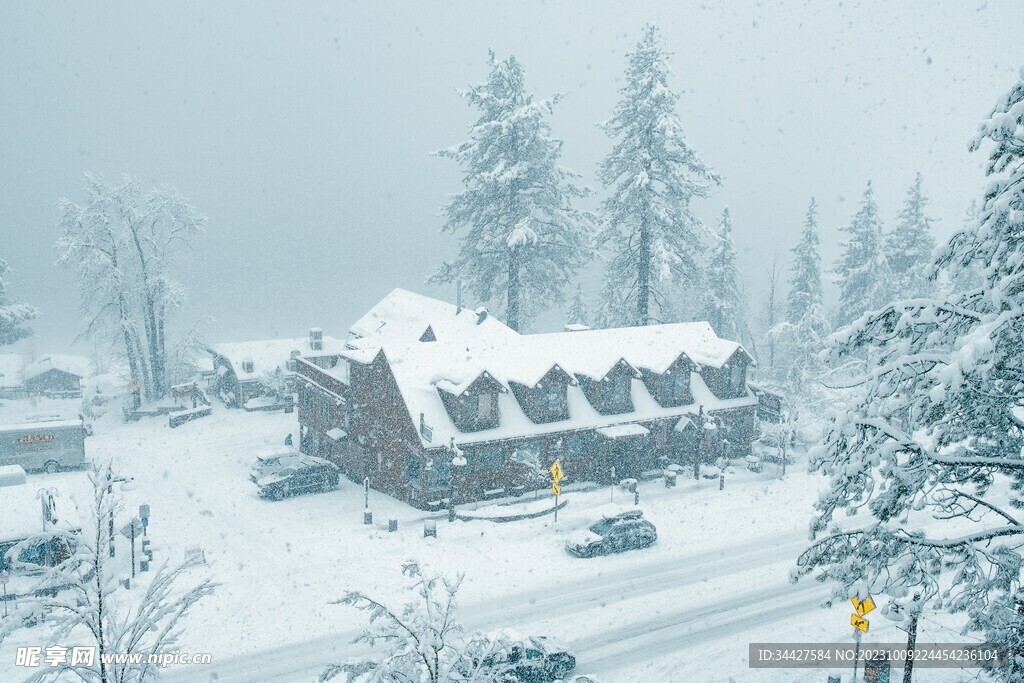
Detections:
[786, 198, 824, 326]
[795, 70, 1024, 680]
[946, 199, 985, 295]
[0, 256, 40, 345]
[704, 208, 745, 341]
[833, 181, 892, 328]
[760, 259, 782, 376]
[597, 24, 720, 327]
[885, 173, 937, 298]
[566, 283, 589, 327]
[768, 199, 831, 393]
[431, 52, 592, 332]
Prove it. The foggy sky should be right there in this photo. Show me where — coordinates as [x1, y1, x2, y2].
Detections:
[2, 0, 1023, 357]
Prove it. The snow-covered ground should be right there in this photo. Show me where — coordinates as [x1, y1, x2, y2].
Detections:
[0, 404, 986, 682]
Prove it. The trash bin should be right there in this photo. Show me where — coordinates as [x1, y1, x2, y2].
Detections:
[664, 470, 677, 488]
[388, 519, 398, 533]
[424, 520, 437, 538]
[363, 510, 373, 525]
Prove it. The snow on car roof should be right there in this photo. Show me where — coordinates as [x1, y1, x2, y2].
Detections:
[380, 322, 757, 449]
[0, 419, 84, 432]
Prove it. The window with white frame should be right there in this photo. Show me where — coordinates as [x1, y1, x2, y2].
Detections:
[477, 391, 493, 421]
[728, 364, 745, 393]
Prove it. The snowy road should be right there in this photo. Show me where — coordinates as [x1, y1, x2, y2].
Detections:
[163, 529, 822, 682]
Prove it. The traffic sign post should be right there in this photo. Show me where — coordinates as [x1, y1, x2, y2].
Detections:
[120, 517, 144, 579]
[550, 460, 563, 524]
[139, 504, 150, 537]
[849, 594, 875, 682]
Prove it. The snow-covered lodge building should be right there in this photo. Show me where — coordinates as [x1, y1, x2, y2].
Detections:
[207, 330, 346, 408]
[0, 354, 89, 399]
[294, 288, 760, 509]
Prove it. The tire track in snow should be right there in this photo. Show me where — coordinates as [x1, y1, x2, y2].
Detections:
[574, 581, 830, 675]
[164, 531, 810, 682]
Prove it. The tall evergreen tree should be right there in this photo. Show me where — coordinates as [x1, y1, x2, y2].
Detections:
[796, 71, 1024, 680]
[566, 283, 589, 327]
[768, 198, 830, 392]
[786, 198, 824, 325]
[704, 208, 745, 340]
[885, 173, 937, 298]
[597, 24, 720, 326]
[834, 181, 892, 328]
[0, 256, 40, 345]
[431, 52, 592, 332]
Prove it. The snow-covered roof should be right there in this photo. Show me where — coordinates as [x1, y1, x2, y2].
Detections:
[346, 288, 517, 350]
[210, 335, 345, 380]
[23, 355, 92, 382]
[379, 321, 758, 449]
[0, 354, 25, 388]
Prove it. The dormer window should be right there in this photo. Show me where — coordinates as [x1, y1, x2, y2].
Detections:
[241, 358, 254, 374]
[437, 372, 503, 432]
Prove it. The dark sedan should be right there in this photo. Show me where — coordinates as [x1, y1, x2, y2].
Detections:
[565, 509, 657, 558]
[251, 454, 339, 500]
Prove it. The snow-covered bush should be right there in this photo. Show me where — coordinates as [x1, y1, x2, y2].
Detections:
[323, 560, 517, 683]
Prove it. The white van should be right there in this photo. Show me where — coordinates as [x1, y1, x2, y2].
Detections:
[0, 419, 89, 473]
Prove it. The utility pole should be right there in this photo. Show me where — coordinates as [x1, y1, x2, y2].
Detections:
[902, 595, 921, 683]
[781, 411, 789, 479]
[107, 466, 115, 558]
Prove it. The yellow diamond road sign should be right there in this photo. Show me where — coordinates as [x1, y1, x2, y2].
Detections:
[550, 460, 564, 484]
[551, 483, 561, 496]
[850, 596, 876, 616]
[851, 613, 869, 633]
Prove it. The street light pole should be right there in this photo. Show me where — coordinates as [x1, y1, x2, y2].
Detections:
[448, 440, 466, 523]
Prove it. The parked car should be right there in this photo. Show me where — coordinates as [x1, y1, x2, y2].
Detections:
[250, 454, 339, 500]
[565, 509, 657, 558]
[475, 635, 576, 682]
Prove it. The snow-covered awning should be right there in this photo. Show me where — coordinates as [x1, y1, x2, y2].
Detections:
[326, 428, 348, 442]
[596, 423, 649, 439]
[673, 416, 696, 432]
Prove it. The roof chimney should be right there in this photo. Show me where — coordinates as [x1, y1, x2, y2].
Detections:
[309, 327, 323, 351]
